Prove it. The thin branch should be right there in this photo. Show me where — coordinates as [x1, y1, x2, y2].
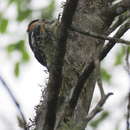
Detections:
[107, 10, 130, 34]
[127, 92, 130, 130]
[0, 75, 27, 130]
[94, 49, 105, 99]
[43, 0, 79, 130]
[125, 46, 130, 130]
[95, 60, 105, 99]
[70, 26, 130, 45]
[56, 92, 113, 130]
[125, 47, 130, 74]
[85, 92, 113, 123]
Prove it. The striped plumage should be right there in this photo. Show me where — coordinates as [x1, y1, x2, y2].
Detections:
[27, 19, 58, 70]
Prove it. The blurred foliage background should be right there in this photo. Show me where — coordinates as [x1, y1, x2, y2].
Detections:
[0, 0, 130, 130]
[0, 0, 56, 77]
[0, 0, 129, 80]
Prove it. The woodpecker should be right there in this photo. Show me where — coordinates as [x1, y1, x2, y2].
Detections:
[27, 19, 59, 70]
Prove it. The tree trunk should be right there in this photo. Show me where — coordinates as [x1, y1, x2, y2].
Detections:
[34, 0, 115, 130]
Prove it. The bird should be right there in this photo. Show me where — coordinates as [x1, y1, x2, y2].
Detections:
[27, 19, 59, 70]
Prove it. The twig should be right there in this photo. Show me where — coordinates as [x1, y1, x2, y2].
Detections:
[125, 47, 130, 74]
[85, 93, 113, 123]
[107, 10, 130, 34]
[125, 46, 130, 130]
[95, 60, 105, 99]
[70, 26, 130, 45]
[127, 92, 130, 130]
[43, 0, 79, 130]
[0, 75, 27, 130]
[94, 48, 105, 99]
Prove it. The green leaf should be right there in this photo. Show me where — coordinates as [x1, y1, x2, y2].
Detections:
[0, 18, 8, 33]
[126, 46, 130, 53]
[90, 111, 109, 128]
[21, 50, 30, 62]
[16, 40, 25, 50]
[8, 0, 17, 4]
[101, 68, 111, 82]
[14, 62, 20, 77]
[6, 40, 30, 63]
[6, 40, 25, 53]
[16, 40, 30, 62]
[114, 47, 125, 65]
[6, 44, 17, 53]
[42, 0, 55, 19]
[17, 9, 32, 21]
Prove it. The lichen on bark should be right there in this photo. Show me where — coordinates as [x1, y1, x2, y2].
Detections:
[33, 0, 116, 130]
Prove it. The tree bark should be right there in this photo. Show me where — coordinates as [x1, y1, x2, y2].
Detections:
[34, 0, 116, 130]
